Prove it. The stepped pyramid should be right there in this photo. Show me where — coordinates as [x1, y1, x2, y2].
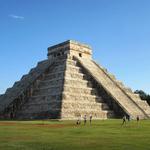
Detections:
[0, 40, 150, 120]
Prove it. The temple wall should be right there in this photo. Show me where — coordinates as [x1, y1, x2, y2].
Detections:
[47, 40, 92, 60]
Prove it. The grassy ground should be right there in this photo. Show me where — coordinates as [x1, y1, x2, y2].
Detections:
[0, 119, 150, 150]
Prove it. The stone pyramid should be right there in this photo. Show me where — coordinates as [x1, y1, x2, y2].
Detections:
[0, 40, 150, 120]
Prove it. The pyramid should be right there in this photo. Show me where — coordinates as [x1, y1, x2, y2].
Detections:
[0, 40, 150, 120]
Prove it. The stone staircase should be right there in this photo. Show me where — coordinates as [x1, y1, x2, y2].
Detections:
[74, 56, 150, 119]
[61, 57, 115, 119]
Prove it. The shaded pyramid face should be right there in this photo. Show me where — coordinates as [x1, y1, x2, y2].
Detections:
[0, 40, 150, 120]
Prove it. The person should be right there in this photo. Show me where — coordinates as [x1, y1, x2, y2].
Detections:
[136, 115, 139, 123]
[122, 115, 126, 125]
[89, 114, 92, 125]
[76, 119, 80, 125]
[127, 115, 130, 122]
[84, 114, 87, 125]
[76, 116, 81, 125]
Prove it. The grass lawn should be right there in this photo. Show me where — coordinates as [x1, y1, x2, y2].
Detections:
[0, 119, 150, 150]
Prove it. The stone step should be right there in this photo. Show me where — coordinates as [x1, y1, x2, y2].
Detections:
[62, 102, 109, 110]
[31, 92, 103, 102]
[65, 72, 86, 80]
[32, 93, 62, 99]
[55, 59, 77, 66]
[64, 78, 92, 87]
[63, 86, 98, 95]
[26, 96, 103, 105]
[45, 70, 85, 80]
[66, 65, 82, 73]
[53, 64, 81, 73]
[24, 97, 61, 106]
[17, 109, 114, 119]
[51, 65, 66, 72]
[61, 110, 114, 119]
[20, 102, 60, 111]
[135, 101, 150, 114]
[16, 112, 48, 119]
[62, 92, 103, 102]
[17, 107, 61, 114]
[66, 60, 77, 66]
[33, 86, 63, 96]
[34, 84, 95, 95]
[20, 100, 60, 107]
[45, 71, 65, 80]
[39, 78, 92, 89]
[39, 79, 64, 87]
[125, 92, 150, 113]
[62, 109, 113, 114]
[20, 100, 109, 110]
[25, 94, 62, 102]
[20, 105, 109, 114]
[129, 93, 141, 100]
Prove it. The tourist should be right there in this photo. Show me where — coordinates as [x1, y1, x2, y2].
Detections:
[76, 117, 81, 125]
[127, 115, 130, 122]
[89, 114, 92, 124]
[136, 115, 140, 123]
[122, 115, 126, 125]
[84, 114, 87, 125]
[76, 119, 80, 125]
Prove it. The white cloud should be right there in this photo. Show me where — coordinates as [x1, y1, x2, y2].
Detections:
[9, 14, 24, 20]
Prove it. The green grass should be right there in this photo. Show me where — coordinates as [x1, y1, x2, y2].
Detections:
[0, 119, 150, 150]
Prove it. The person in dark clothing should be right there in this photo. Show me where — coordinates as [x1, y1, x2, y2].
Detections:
[136, 115, 140, 123]
[76, 119, 80, 125]
[76, 117, 81, 125]
[84, 115, 87, 125]
[127, 115, 130, 122]
[122, 115, 126, 125]
[89, 114, 92, 125]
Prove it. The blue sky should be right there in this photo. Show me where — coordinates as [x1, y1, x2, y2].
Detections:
[0, 0, 150, 94]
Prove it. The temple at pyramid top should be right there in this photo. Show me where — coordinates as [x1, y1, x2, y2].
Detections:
[47, 40, 92, 59]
